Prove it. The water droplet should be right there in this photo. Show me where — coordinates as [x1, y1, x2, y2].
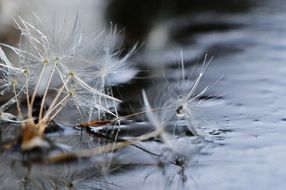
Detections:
[176, 105, 185, 117]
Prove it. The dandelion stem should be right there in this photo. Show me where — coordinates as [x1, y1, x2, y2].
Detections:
[30, 60, 47, 112]
[48, 99, 68, 122]
[80, 104, 179, 127]
[44, 92, 72, 122]
[39, 59, 58, 120]
[24, 70, 33, 123]
[12, 80, 23, 119]
[38, 92, 71, 133]
[46, 74, 71, 112]
[39, 93, 70, 133]
[113, 105, 177, 122]
[185, 108, 198, 136]
[42, 74, 72, 122]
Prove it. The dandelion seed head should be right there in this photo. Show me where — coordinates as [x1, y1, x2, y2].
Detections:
[0, 14, 138, 186]
[0, 14, 137, 126]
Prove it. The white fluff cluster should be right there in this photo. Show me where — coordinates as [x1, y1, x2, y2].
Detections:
[0, 15, 136, 124]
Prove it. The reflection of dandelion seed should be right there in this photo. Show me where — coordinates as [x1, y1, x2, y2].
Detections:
[0, 154, 119, 189]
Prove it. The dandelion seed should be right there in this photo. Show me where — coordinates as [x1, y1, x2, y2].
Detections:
[144, 53, 213, 136]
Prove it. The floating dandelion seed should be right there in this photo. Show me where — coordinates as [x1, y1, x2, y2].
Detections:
[144, 53, 213, 136]
[170, 54, 212, 135]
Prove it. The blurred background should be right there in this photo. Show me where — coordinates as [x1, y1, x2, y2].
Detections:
[0, 0, 253, 53]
